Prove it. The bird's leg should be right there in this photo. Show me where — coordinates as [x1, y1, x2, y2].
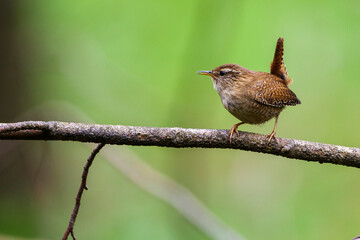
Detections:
[267, 115, 279, 143]
[229, 122, 244, 142]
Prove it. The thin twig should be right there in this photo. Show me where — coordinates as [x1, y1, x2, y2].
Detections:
[0, 121, 359, 168]
[62, 143, 105, 240]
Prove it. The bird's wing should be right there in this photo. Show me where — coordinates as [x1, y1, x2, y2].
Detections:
[270, 38, 293, 86]
[253, 80, 301, 108]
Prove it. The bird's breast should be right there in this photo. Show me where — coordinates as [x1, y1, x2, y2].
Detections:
[217, 87, 283, 124]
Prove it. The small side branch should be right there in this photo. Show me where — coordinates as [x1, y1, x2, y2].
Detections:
[62, 143, 105, 240]
[0, 121, 359, 168]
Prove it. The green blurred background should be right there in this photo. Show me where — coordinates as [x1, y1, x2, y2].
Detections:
[0, 0, 359, 239]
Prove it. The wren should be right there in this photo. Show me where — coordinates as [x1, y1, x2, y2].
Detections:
[198, 37, 301, 142]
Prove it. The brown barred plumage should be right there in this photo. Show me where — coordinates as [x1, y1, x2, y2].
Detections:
[198, 38, 300, 142]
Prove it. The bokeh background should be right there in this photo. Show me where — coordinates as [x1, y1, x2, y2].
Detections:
[0, 0, 360, 239]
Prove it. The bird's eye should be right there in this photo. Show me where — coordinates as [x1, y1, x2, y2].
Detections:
[219, 71, 226, 76]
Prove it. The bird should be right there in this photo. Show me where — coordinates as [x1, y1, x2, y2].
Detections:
[197, 37, 301, 143]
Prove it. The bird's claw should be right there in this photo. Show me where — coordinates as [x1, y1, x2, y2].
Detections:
[266, 131, 278, 144]
[229, 124, 241, 143]
[229, 127, 239, 139]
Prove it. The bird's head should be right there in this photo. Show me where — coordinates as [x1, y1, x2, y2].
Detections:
[197, 63, 251, 91]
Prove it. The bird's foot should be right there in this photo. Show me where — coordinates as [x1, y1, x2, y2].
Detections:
[229, 126, 239, 140]
[266, 131, 278, 144]
[229, 122, 243, 143]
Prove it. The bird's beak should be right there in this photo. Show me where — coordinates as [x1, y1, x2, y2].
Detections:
[197, 70, 213, 77]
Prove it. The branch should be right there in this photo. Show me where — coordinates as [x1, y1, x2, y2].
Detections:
[62, 143, 105, 240]
[0, 121, 359, 168]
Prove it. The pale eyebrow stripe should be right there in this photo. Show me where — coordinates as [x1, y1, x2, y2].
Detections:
[223, 69, 240, 73]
